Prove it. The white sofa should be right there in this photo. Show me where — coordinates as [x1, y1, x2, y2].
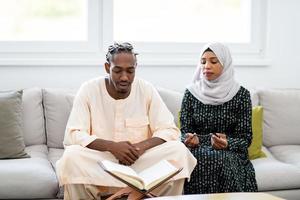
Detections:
[0, 87, 300, 199]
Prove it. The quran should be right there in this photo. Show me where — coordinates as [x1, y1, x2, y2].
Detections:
[99, 159, 182, 191]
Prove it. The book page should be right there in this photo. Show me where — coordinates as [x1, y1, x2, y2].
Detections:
[101, 160, 141, 180]
[100, 160, 146, 189]
[138, 160, 178, 190]
[111, 172, 144, 190]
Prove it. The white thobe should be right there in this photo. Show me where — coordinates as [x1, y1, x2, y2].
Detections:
[56, 77, 196, 191]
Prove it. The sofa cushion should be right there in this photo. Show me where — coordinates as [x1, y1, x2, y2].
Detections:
[157, 87, 183, 127]
[0, 90, 29, 159]
[0, 145, 58, 199]
[252, 155, 300, 191]
[261, 146, 274, 159]
[48, 147, 64, 170]
[22, 88, 46, 146]
[48, 148, 65, 199]
[248, 106, 266, 160]
[43, 89, 75, 149]
[249, 89, 259, 106]
[258, 89, 300, 147]
[269, 145, 300, 167]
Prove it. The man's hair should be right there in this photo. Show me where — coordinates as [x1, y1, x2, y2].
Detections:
[106, 42, 138, 63]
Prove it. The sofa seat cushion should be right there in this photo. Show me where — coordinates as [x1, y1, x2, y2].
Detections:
[252, 154, 300, 191]
[48, 148, 65, 199]
[261, 146, 274, 159]
[269, 145, 300, 167]
[48, 148, 64, 170]
[0, 145, 58, 199]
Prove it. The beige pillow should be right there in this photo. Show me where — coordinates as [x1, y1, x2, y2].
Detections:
[0, 90, 30, 159]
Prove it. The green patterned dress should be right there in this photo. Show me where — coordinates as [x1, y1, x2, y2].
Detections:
[180, 87, 258, 194]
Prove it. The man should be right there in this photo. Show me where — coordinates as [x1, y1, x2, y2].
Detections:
[56, 42, 196, 200]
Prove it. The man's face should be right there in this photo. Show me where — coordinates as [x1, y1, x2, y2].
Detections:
[106, 52, 136, 94]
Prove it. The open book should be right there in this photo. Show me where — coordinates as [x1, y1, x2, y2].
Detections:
[99, 159, 182, 191]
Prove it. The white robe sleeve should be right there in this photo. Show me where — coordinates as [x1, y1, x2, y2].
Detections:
[148, 85, 180, 141]
[63, 83, 98, 147]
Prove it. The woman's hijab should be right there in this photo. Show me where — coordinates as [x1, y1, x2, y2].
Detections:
[187, 42, 240, 105]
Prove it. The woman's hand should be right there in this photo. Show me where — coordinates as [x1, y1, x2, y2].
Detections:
[211, 133, 228, 150]
[184, 133, 199, 148]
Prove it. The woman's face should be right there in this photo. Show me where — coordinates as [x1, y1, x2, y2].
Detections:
[200, 51, 223, 81]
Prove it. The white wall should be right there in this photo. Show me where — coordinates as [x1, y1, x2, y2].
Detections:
[0, 0, 300, 92]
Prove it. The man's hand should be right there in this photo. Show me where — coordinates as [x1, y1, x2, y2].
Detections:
[86, 137, 165, 165]
[132, 142, 147, 156]
[184, 133, 199, 148]
[109, 141, 140, 166]
[132, 137, 166, 157]
[211, 133, 228, 150]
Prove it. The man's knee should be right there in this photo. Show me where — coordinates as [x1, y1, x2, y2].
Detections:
[61, 145, 85, 163]
[165, 140, 188, 154]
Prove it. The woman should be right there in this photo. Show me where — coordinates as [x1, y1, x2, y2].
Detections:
[180, 42, 257, 194]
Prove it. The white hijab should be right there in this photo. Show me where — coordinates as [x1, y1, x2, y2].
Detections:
[187, 42, 240, 105]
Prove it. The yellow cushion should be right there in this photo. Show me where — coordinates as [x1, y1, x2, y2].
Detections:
[248, 106, 266, 160]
